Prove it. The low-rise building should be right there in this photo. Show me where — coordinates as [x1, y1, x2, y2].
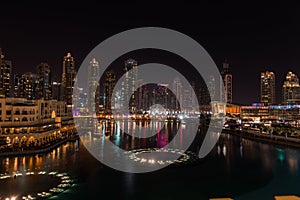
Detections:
[0, 98, 74, 149]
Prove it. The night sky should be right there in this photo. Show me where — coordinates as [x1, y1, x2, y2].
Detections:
[0, 1, 300, 105]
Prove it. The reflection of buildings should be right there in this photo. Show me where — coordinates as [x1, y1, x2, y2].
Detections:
[0, 49, 13, 98]
[121, 59, 138, 113]
[282, 71, 300, 104]
[87, 58, 100, 113]
[221, 60, 233, 103]
[104, 70, 116, 113]
[61, 52, 76, 115]
[261, 71, 276, 106]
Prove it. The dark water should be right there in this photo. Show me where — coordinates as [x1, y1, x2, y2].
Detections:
[1, 120, 300, 200]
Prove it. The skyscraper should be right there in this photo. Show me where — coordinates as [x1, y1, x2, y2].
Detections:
[121, 59, 138, 113]
[282, 71, 300, 104]
[61, 52, 76, 107]
[104, 70, 116, 113]
[172, 77, 182, 111]
[136, 80, 149, 112]
[19, 72, 39, 100]
[183, 89, 192, 112]
[154, 83, 169, 110]
[52, 81, 61, 101]
[13, 74, 22, 98]
[0, 49, 13, 98]
[87, 58, 100, 113]
[260, 71, 276, 105]
[36, 63, 52, 100]
[221, 59, 233, 103]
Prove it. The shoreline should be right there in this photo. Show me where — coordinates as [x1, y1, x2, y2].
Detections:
[223, 128, 300, 148]
[2, 128, 300, 158]
[0, 136, 79, 157]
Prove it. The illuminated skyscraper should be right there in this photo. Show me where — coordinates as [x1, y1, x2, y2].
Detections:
[172, 77, 182, 111]
[87, 58, 100, 113]
[153, 83, 169, 109]
[260, 71, 276, 105]
[221, 59, 233, 103]
[36, 62, 52, 100]
[183, 89, 192, 112]
[104, 70, 116, 113]
[0, 49, 13, 98]
[121, 59, 138, 113]
[13, 74, 22, 98]
[61, 52, 76, 105]
[282, 71, 300, 104]
[136, 80, 149, 112]
[19, 72, 39, 100]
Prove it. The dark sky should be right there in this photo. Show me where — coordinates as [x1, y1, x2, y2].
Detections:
[1, 1, 300, 105]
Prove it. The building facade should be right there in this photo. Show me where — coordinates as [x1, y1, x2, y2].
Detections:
[61, 53, 76, 116]
[260, 71, 276, 106]
[36, 62, 52, 100]
[87, 58, 100, 113]
[104, 70, 116, 113]
[282, 71, 300, 104]
[0, 49, 13, 98]
[172, 77, 182, 111]
[121, 59, 138, 113]
[61, 52, 76, 106]
[221, 60, 233, 103]
[0, 98, 74, 148]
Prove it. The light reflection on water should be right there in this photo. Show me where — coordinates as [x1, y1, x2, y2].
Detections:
[0, 120, 300, 199]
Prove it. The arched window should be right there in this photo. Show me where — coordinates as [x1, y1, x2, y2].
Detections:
[15, 108, 20, 115]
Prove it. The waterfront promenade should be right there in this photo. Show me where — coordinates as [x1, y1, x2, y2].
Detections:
[0, 135, 78, 157]
[223, 128, 300, 148]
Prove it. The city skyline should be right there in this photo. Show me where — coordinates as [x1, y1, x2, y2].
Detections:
[4, 46, 300, 107]
[1, 2, 300, 199]
[1, 2, 300, 105]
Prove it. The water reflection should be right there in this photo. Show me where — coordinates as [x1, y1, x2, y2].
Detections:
[1, 120, 300, 199]
[0, 142, 77, 174]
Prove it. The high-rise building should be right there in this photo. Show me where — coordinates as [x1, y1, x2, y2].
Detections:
[61, 52, 76, 105]
[154, 83, 169, 110]
[121, 59, 138, 113]
[36, 62, 52, 100]
[136, 80, 149, 112]
[52, 81, 62, 101]
[104, 70, 116, 113]
[282, 71, 300, 104]
[183, 89, 192, 112]
[87, 58, 100, 113]
[221, 59, 233, 103]
[260, 71, 276, 105]
[13, 74, 22, 98]
[19, 72, 39, 100]
[172, 77, 182, 111]
[0, 49, 13, 98]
